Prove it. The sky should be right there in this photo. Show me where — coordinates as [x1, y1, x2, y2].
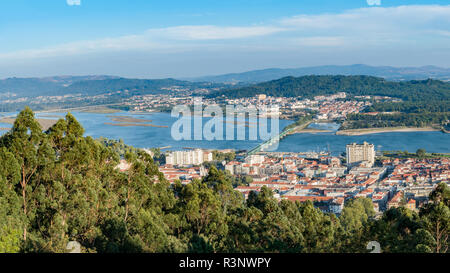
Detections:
[0, 0, 449, 79]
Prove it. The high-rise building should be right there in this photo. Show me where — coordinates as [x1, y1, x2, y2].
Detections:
[165, 149, 213, 166]
[346, 142, 375, 167]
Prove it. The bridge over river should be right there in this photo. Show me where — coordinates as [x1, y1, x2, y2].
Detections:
[247, 126, 296, 155]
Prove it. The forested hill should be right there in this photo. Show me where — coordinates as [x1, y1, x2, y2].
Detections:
[0, 76, 118, 97]
[207, 75, 450, 101]
[61, 78, 212, 96]
[0, 77, 226, 97]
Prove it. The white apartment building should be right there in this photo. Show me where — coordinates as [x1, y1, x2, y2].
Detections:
[245, 154, 266, 165]
[346, 142, 375, 167]
[166, 149, 213, 166]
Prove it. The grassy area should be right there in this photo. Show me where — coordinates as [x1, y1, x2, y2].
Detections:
[79, 106, 122, 114]
[284, 114, 314, 133]
[107, 116, 153, 123]
[380, 150, 450, 159]
[104, 122, 168, 128]
[336, 126, 441, 136]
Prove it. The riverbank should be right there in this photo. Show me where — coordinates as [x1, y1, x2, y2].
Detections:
[293, 128, 333, 134]
[107, 116, 153, 123]
[104, 122, 168, 128]
[80, 107, 121, 114]
[336, 127, 441, 136]
[0, 117, 58, 131]
[285, 120, 332, 135]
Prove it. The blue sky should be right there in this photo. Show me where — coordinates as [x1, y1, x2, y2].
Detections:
[0, 0, 449, 78]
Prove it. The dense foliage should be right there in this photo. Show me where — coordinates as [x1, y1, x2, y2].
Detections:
[208, 76, 450, 101]
[0, 108, 448, 253]
[366, 101, 450, 114]
[284, 114, 314, 131]
[97, 137, 139, 157]
[212, 150, 236, 162]
[342, 112, 449, 129]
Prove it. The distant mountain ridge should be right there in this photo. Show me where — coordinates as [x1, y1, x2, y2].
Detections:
[0, 76, 120, 97]
[39, 75, 121, 85]
[0, 76, 224, 98]
[188, 64, 450, 83]
[2, 64, 450, 98]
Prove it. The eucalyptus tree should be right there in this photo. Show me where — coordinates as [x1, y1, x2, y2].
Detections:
[0, 107, 54, 241]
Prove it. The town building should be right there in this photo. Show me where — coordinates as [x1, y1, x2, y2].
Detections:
[165, 149, 213, 166]
[387, 191, 404, 209]
[346, 142, 375, 167]
[406, 199, 417, 211]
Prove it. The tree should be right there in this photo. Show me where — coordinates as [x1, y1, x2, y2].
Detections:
[338, 198, 375, 252]
[298, 201, 337, 253]
[368, 207, 421, 253]
[175, 179, 228, 252]
[429, 182, 450, 207]
[203, 166, 243, 215]
[0, 107, 54, 241]
[417, 183, 450, 253]
[0, 225, 21, 253]
[0, 177, 23, 253]
[416, 149, 426, 158]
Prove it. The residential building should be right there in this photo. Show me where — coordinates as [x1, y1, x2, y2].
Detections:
[165, 149, 213, 166]
[346, 142, 375, 167]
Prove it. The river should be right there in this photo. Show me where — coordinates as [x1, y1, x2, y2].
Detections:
[1, 111, 449, 154]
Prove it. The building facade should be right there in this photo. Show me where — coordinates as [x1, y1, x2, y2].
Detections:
[166, 149, 213, 166]
[346, 142, 375, 167]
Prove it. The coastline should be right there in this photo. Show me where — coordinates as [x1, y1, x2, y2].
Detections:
[285, 120, 333, 135]
[292, 129, 332, 134]
[336, 127, 442, 136]
[107, 116, 153, 123]
[104, 122, 168, 128]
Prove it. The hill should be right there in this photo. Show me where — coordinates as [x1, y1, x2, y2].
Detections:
[207, 75, 450, 102]
[0, 76, 225, 98]
[190, 64, 450, 83]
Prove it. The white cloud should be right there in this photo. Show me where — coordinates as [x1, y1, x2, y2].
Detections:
[433, 30, 450, 37]
[147, 25, 285, 40]
[281, 5, 450, 28]
[0, 25, 285, 60]
[0, 35, 163, 60]
[1, 5, 449, 61]
[367, 0, 381, 6]
[280, 5, 450, 44]
[67, 0, 81, 6]
[292, 36, 346, 47]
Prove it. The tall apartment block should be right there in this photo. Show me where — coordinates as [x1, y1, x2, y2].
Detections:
[346, 142, 375, 167]
[165, 149, 213, 166]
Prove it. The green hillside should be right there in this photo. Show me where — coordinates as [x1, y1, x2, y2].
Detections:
[208, 75, 450, 102]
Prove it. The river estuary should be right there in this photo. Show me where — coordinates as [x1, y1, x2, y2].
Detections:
[1, 111, 449, 155]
